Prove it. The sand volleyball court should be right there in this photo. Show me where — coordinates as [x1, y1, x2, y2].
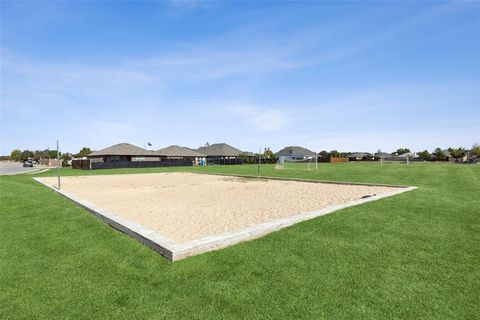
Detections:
[35, 172, 415, 260]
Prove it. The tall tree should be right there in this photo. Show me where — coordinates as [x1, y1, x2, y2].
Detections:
[396, 148, 411, 155]
[263, 148, 275, 160]
[318, 150, 330, 159]
[432, 148, 446, 161]
[48, 150, 60, 159]
[34, 151, 45, 161]
[448, 147, 466, 162]
[330, 150, 342, 158]
[472, 143, 480, 157]
[10, 149, 22, 161]
[21, 150, 34, 161]
[75, 147, 92, 158]
[61, 153, 72, 167]
[418, 150, 430, 161]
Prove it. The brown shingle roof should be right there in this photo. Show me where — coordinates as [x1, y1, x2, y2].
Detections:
[347, 152, 373, 158]
[87, 143, 153, 157]
[196, 143, 243, 157]
[275, 146, 317, 157]
[154, 145, 205, 157]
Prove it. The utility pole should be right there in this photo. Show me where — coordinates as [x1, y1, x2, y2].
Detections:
[57, 140, 61, 190]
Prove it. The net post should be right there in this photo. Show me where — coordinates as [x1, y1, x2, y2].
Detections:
[56, 140, 61, 190]
[257, 148, 261, 176]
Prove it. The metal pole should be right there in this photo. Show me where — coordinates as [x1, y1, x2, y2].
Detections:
[257, 148, 261, 176]
[56, 140, 61, 190]
[315, 155, 318, 171]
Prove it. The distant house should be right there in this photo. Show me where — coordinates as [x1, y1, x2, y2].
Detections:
[374, 152, 391, 160]
[197, 143, 242, 158]
[346, 152, 374, 161]
[76, 143, 196, 169]
[196, 143, 245, 165]
[397, 152, 417, 159]
[87, 143, 158, 163]
[275, 146, 316, 161]
[155, 145, 205, 165]
[443, 150, 468, 163]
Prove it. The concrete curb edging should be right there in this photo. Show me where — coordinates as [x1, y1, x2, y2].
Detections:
[33, 177, 417, 261]
[28, 168, 51, 175]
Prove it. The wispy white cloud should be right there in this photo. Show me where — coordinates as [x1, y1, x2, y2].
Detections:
[121, 1, 472, 83]
[300, 1, 472, 64]
[2, 49, 478, 153]
[124, 47, 300, 81]
[227, 104, 289, 132]
[1, 1, 478, 154]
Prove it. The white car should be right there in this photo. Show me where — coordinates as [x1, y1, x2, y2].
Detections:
[23, 160, 33, 167]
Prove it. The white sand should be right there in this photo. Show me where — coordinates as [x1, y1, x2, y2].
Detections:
[37, 173, 398, 243]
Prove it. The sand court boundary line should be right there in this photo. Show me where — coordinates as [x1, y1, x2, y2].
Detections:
[33, 175, 417, 261]
[187, 171, 413, 188]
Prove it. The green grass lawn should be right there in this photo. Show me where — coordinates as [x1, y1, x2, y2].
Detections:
[1, 163, 479, 319]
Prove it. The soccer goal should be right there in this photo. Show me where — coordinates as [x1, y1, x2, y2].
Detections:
[379, 155, 411, 165]
[275, 156, 318, 171]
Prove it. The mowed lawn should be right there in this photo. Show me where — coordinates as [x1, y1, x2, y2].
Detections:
[0, 163, 479, 319]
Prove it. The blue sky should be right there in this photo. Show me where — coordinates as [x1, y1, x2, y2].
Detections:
[1, 1, 479, 154]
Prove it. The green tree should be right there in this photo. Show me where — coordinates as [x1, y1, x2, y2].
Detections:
[318, 150, 330, 159]
[21, 150, 34, 161]
[396, 148, 411, 155]
[448, 147, 466, 162]
[263, 148, 276, 160]
[472, 143, 480, 157]
[418, 150, 430, 161]
[330, 150, 342, 158]
[61, 153, 72, 167]
[432, 148, 446, 161]
[239, 152, 256, 164]
[47, 150, 60, 159]
[75, 147, 92, 158]
[10, 149, 22, 161]
[34, 151, 45, 161]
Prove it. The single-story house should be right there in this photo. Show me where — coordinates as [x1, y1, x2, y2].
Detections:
[346, 152, 374, 161]
[373, 152, 391, 160]
[196, 143, 245, 165]
[87, 143, 159, 163]
[155, 145, 205, 165]
[78, 143, 200, 169]
[275, 146, 317, 161]
[397, 152, 417, 159]
[443, 150, 468, 163]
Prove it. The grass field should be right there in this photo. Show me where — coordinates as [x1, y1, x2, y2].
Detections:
[1, 163, 479, 319]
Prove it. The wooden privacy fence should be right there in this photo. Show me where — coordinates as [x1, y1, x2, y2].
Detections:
[72, 160, 91, 170]
[330, 157, 349, 163]
[72, 159, 193, 170]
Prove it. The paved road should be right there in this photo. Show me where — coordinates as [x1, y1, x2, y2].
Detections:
[0, 162, 46, 176]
